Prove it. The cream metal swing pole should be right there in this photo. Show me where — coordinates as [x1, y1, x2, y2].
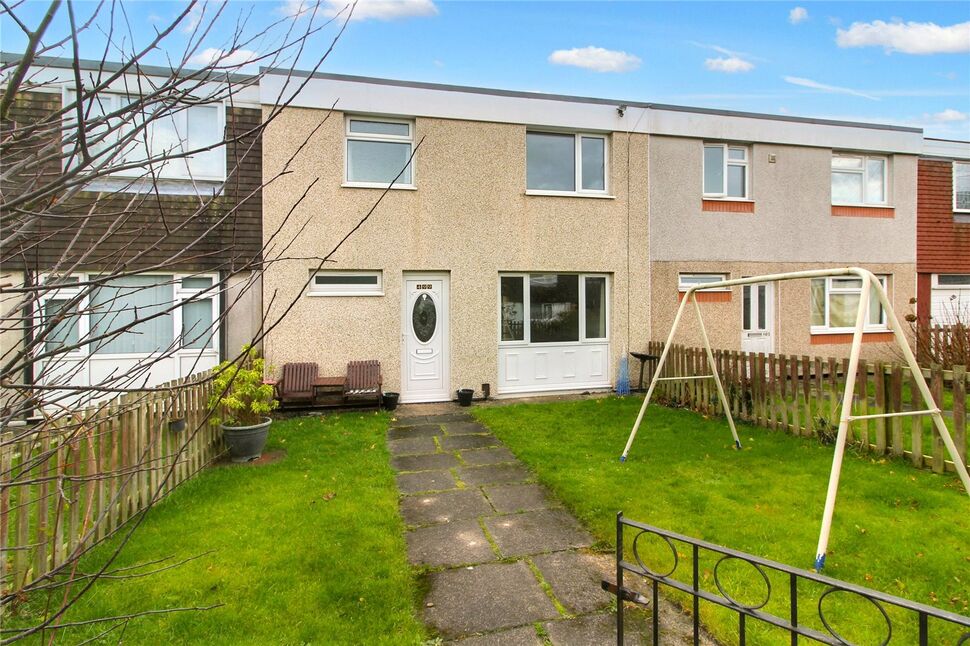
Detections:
[620, 267, 970, 571]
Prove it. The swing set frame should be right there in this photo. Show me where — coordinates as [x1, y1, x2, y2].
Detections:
[620, 267, 970, 571]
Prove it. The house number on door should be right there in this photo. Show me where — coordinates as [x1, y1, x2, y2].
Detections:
[416, 284, 432, 290]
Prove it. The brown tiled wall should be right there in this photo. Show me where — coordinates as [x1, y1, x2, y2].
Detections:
[917, 158, 970, 274]
[1, 91, 262, 273]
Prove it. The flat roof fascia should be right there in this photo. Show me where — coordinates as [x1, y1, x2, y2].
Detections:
[922, 138, 970, 161]
[260, 70, 923, 154]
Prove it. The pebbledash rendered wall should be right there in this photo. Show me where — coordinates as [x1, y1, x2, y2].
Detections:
[647, 135, 919, 358]
[260, 107, 650, 395]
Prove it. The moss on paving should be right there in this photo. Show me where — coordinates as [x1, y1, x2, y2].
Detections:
[8, 413, 426, 645]
[474, 397, 970, 646]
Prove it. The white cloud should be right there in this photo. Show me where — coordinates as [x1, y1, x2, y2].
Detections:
[285, 0, 438, 22]
[548, 46, 641, 73]
[836, 20, 970, 55]
[181, 3, 203, 34]
[789, 7, 808, 25]
[928, 108, 968, 123]
[783, 75, 879, 101]
[188, 48, 258, 68]
[705, 56, 754, 73]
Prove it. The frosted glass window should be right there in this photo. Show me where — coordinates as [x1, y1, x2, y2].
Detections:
[832, 155, 887, 205]
[181, 298, 214, 349]
[866, 158, 885, 203]
[90, 275, 174, 354]
[527, 133, 575, 191]
[501, 276, 524, 341]
[584, 276, 607, 339]
[954, 162, 970, 211]
[581, 137, 605, 191]
[530, 274, 579, 343]
[832, 171, 864, 204]
[187, 105, 223, 178]
[347, 140, 412, 185]
[44, 300, 80, 353]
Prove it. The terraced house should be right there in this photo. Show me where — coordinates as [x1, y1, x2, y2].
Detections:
[259, 70, 928, 403]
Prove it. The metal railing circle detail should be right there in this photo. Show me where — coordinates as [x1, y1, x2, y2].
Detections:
[818, 586, 892, 646]
[632, 528, 679, 579]
[712, 554, 772, 611]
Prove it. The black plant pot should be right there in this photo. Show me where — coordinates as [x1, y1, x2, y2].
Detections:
[168, 417, 187, 434]
[456, 389, 474, 407]
[382, 392, 400, 411]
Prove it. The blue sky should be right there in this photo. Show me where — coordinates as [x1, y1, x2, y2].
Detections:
[3, 1, 969, 138]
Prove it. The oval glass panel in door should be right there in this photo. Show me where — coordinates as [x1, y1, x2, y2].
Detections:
[412, 293, 437, 343]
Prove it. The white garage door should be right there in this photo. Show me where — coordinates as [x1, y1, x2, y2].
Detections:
[930, 274, 970, 324]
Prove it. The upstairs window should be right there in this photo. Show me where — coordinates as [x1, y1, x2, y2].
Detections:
[526, 132, 607, 194]
[810, 275, 889, 332]
[954, 162, 970, 212]
[63, 90, 225, 181]
[345, 117, 414, 187]
[703, 144, 749, 199]
[831, 154, 887, 206]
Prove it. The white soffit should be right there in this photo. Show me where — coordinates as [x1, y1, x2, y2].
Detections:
[261, 72, 923, 154]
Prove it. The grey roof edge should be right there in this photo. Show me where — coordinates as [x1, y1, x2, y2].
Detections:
[261, 67, 924, 135]
[924, 136, 970, 145]
[1, 52, 257, 86]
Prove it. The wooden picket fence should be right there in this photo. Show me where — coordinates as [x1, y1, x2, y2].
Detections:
[0, 371, 224, 596]
[644, 341, 969, 474]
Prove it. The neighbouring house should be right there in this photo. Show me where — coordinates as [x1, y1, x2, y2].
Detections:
[259, 70, 923, 403]
[0, 55, 263, 406]
[915, 138, 970, 326]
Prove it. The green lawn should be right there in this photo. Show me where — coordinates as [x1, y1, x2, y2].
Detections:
[6, 413, 426, 645]
[475, 397, 970, 646]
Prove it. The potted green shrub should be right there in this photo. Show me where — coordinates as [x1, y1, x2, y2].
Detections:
[209, 346, 278, 463]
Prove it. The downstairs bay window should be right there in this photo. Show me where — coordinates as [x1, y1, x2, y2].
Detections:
[810, 275, 889, 333]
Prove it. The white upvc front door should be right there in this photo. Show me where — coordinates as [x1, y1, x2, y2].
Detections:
[741, 281, 774, 354]
[401, 273, 450, 403]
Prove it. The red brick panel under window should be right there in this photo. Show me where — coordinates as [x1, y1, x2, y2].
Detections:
[678, 291, 732, 303]
[831, 205, 895, 218]
[810, 332, 895, 345]
[917, 158, 970, 274]
[701, 199, 754, 213]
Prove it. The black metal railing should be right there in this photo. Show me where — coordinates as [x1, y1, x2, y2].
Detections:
[602, 513, 970, 645]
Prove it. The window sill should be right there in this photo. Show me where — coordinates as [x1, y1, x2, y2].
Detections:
[306, 292, 385, 297]
[831, 204, 895, 218]
[341, 183, 417, 191]
[524, 190, 615, 199]
[810, 331, 894, 344]
[701, 198, 755, 213]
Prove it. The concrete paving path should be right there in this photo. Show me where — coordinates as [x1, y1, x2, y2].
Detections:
[388, 410, 659, 645]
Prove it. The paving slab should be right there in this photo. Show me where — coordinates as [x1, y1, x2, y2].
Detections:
[544, 613, 643, 646]
[400, 489, 495, 526]
[448, 626, 543, 645]
[460, 447, 517, 466]
[424, 561, 559, 636]
[396, 470, 458, 494]
[483, 483, 557, 513]
[444, 421, 492, 436]
[407, 518, 496, 567]
[387, 424, 443, 440]
[484, 510, 593, 557]
[425, 412, 475, 423]
[387, 436, 437, 456]
[531, 551, 613, 615]
[392, 452, 461, 473]
[440, 434, 500, 451]
[458, 463, 532, 486]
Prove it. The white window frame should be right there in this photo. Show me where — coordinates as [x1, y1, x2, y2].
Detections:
[62, 88, 227, 182]
[308, 270, 384, 297]
[343, 116, 416, 189]
[525, 131, 610, 197]
[831, 153, 889, 206]
[678, 272, 731, 293]
[954, 161, 970, 213]
[811, 274, 890, 334]
[702, 144, 750, 200]
[497, 272, 610, 346]
[932, 274, 970, 288]
[35, 272, 220, 358]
